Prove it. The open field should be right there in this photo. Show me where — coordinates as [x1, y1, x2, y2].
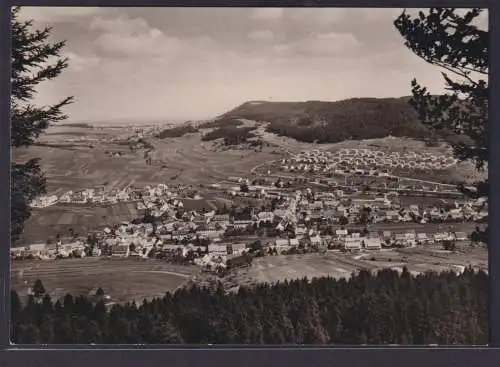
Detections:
[20, 197, 229, 244]
[11, 257, 201, 304]
[150, 132, 278, 185]
[19, 202, 140, 244]
[225, 247, 488, 288]
[13, 125, 279, 193]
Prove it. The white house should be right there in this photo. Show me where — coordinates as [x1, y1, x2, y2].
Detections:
[227, 243, 247, 255]
[364, 238, 382, 250]
[111, 244, 130, 257]
[295, 227, 307, 237]
[213, 214, 230, 223]
[386, 211, 400, 222]
[208, 244, 228, 255]
[197, 230, 224, 239]
[233, 220, 253, 229]
[310, 235, 323, 246]
[343, 237, 362, 251]
[258, 212, 275, 223]
[335, 229, 348, 238]
[28, 243, 46, 252]
[416, 233, 428, 244]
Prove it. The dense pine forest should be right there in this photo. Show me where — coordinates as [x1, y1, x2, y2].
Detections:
[222, 99, 464, 145]
[11, 267, 488, 345]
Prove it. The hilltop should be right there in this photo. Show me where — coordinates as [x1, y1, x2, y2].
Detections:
[220, 97, 459, 144]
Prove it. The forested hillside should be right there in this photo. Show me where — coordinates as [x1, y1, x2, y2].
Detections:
[222, 98, 459, 144]
[11, 267, 488, 345]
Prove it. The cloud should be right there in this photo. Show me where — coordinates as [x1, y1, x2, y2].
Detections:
[91, 15, 219, 59]
[248, 30, 274, 41]
[25, 7, 464, 122]
[64, 52, 101, 72]
[274, 32, 361, 57]
[315, 32, 359, 42]
[284, 8, 346, 26]
[251, 8, 284, 20]
[94, 31, 181, 58]
[90, 15, 151, 35]
[18, 7, 105, 23]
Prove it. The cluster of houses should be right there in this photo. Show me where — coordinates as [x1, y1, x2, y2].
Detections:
[10, 221, 475, 263]
[30, 188, 134, 207]
[281, 148, 458, 176]
[10, 241, 88, 260]
[288, 189, 488, 225]
[268, 228, 472, 253]
[30, 195, 59, 208]
[29, 183, 182, 208]
[15, 183, 487, 264]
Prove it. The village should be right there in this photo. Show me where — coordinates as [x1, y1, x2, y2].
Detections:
[29, 147, 464, 209]
[13, 169, 488, 275]
[282, 148, 458, 175]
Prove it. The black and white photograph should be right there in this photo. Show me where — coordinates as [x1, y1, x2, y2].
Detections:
[10, 6, 489, 345]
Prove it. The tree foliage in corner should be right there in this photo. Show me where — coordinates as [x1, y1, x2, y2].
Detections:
[11, 7, 73, 242]
[394, 8, 488, 199]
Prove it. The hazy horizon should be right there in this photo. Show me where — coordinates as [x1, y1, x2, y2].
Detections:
[20, 7, 488, 123]
[60, 95, 417, 126]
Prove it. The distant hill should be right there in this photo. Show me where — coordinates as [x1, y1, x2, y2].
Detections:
[220, 98, 459, 144]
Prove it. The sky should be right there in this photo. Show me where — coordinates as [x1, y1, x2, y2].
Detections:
[18, 7, 488, 123]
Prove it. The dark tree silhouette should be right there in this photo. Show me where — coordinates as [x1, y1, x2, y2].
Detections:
[11, 7, 73, 243]
[10, 267, 488, 345]
[240, 182, 249, 193]
[32, 279, 46, 298]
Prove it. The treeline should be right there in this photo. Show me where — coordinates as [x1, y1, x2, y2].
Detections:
[224, 98, 459, 144]
[156, 124, 199, 139]
[201, 126, 258, 146]
[58, 123, 94, 128]
[11, 267, 487, 345]
[265, 99, 430, 143]
[201, 117, 243, 129]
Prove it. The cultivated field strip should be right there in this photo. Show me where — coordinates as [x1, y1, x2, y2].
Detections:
[231, 248, 488, 286]
[11, 258, 201, 303]
[14, 262, 196, 278]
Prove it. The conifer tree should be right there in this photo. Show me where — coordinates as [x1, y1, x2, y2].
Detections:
[10, 7, 73, 243]
[32, 279, 45, 298]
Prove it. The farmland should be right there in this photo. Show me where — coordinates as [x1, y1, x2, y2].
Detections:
[13, 125, 277, 193]
[224, 246, 488, 290]
[19, 202, 140, 244]
[11, 257, 201, 304]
